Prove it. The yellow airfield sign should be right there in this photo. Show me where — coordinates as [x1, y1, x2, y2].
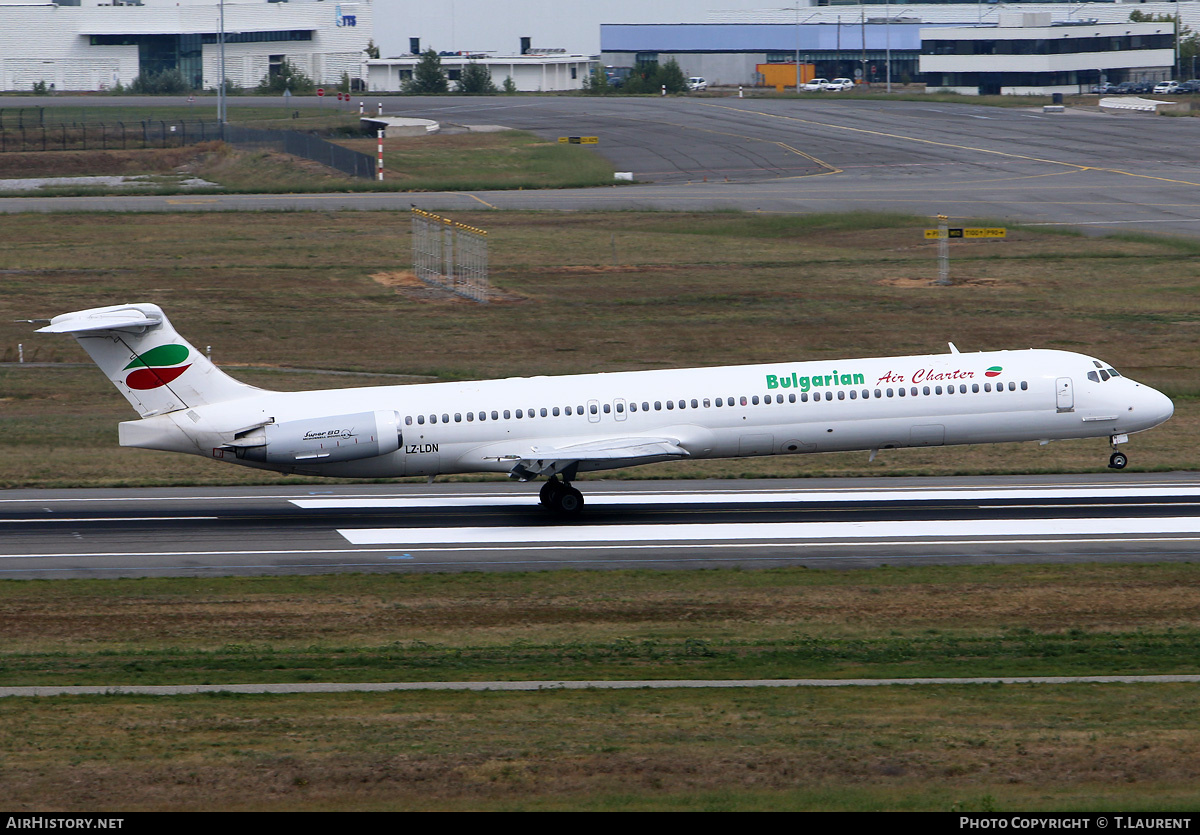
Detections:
[558, 136, 599, 144]
[924, 227, 1007, 239]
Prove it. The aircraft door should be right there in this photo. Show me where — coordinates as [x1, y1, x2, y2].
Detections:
[587, 398, 601, 423]
[1056, 377, 1074, 413]
[614, 398, 627, 422]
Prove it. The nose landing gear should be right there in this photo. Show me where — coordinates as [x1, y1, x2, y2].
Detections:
[539, 475, 585, 515]
[1108, 434, 1129, 469]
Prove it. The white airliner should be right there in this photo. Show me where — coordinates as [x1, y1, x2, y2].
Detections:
[39, 303, 1174, 514]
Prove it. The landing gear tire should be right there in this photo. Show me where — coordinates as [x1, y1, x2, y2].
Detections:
[539, 478, 584, 515]
[1109, 451, 1128, 470]
[553, 486, 584, 515]
[539, 478, 561, 507]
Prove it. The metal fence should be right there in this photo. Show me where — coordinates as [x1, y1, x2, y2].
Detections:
[0, 115, 376, 180]
[0, 120, 221, 153]
[411, 208, 490, 304]
[219, 124, 377, 179]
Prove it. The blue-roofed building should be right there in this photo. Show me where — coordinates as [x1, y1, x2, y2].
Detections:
[600, 21, 942, 87]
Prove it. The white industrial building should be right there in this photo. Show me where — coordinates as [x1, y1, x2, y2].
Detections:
[371, 1, 1200, 62]
[920, 11, 1176, 95]
[0, 0, 373, 92]
[364, 52, 594, 92]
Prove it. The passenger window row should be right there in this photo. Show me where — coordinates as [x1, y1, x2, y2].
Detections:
[402, 380, 1030, 426]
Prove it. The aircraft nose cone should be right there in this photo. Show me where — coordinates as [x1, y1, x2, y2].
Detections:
[1151, 386, 1175, 425]
[1132, 384, 1174, 431]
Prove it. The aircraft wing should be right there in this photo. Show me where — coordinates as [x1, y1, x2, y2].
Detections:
[503, 436, 690, 480]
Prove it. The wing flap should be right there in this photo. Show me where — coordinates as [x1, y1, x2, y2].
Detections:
[507, 436, 690, 480]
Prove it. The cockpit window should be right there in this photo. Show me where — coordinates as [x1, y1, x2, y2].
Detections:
[1088, 363, 1122, 383]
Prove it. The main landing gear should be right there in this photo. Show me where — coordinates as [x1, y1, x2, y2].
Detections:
[539, 476, 585, 515]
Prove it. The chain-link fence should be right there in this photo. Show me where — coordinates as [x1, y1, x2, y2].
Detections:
[0, 120, 221, 152]
[412, 208, 490, 304]
[0, 113, 376, 181]
[220, 124, 376, 179]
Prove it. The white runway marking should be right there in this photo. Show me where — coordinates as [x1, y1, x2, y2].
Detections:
[338, 517, 1200, 546]
[292, 484, 1200, 511]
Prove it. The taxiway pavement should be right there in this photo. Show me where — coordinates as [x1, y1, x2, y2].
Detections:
[5, 97, 1200, 236]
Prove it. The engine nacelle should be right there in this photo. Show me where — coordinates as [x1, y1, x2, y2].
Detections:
[236, 410, 402, 465]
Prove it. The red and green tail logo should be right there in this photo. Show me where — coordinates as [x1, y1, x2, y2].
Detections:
[124, 345, 191, 390]
[984, 366, 1003, 378]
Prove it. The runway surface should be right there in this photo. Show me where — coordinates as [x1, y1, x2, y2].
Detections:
[3, 474, 1199, 579]
[5, 96, 1200, 235]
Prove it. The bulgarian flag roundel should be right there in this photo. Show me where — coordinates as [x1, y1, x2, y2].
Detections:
[124, 344, 192, 390]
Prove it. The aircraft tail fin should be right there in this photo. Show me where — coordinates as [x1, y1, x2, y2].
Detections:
[38, 303, 264, 417]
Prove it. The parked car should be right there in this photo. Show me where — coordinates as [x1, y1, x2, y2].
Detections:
[604, 66, 632, 88]
[1153, 80, 1181, 94]
[1090, 82, 1118, 94]
[687, 76, 707, 92]
[1179, 79, 1200, 93]
[823, 78, 855, 91]
[801, 78, 829, 92]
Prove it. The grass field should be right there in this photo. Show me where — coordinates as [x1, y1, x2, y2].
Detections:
[1, 209, 1197, 487]
[6, 684, 1200, 811]
[0, 117, 617, 194]
[1, 563, 1200, 811]
[1, 563, 1199, 811]
[3, 208, 1200, 810]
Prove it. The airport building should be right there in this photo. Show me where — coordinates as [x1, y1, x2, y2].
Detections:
[599, 5, 1186, 93]
[0, 0, 374, 92]
[364, 50, 595, 92]
[374, 1, 1200, 72]
[600, 21, 930, 88]
[920, 12, 1177, 94]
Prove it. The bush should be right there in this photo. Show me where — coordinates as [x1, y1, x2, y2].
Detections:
[618, 58, 688, 95]
[457, 61, 497, 95]
[582, 68, 611, 95]
[256, 60, 315, 95]
[129, 69, 190, 95]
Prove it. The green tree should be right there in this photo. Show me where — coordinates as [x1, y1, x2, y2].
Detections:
[256, 59, 315, 94]
[502, 75, 518, 94]
[655, 57, 688, 94]
[365, 39, 381, 60]
[582, 67, 611, 95]
[406, 49, 449, 94]
[622, 59, 657, 94]
[1129, 11, 1198, 77]
[457, 60, 497, 94]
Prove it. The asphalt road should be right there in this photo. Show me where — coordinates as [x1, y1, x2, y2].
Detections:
[5, 95, 1200, 235]
[4, 474, 1200, 578]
